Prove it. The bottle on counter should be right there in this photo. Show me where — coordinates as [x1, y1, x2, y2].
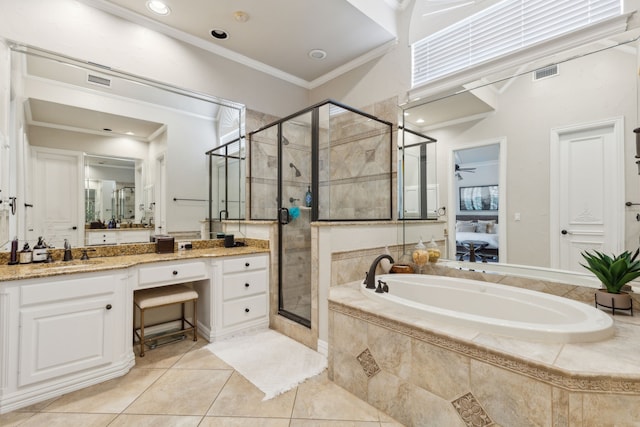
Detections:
[426, 237, 441, 263]
[19, 242, 33, 264]
[305, 186, 312, 207]
[8, 237, 18, 265]
[32, 237, 48, 263]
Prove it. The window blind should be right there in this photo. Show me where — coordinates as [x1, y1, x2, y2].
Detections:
[412, 0, 621, 87]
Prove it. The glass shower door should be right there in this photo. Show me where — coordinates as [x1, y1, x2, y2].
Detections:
[278, 112, 313, 327]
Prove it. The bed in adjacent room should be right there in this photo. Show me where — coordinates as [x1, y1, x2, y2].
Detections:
[455, 214, 499, 261]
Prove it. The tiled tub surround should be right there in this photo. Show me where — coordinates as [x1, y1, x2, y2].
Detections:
[329, 282, 640, 427]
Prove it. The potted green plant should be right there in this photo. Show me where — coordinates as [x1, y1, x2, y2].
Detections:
[581, 249, 640, 314]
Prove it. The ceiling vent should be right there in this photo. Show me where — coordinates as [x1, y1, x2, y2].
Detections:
[87, 73, 112, 88]
[533, 64, 559, 81]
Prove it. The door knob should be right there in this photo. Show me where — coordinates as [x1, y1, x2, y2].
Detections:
[105, 304, 112, 310]
[561, 229, 568, 235]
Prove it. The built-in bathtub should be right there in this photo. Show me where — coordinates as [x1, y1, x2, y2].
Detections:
[329, 274, 640, 426]
[362, 274, 614, 343]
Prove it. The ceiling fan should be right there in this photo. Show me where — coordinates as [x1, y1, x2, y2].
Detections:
[455, 164, 475, 180]
[455, 164, 476, 173]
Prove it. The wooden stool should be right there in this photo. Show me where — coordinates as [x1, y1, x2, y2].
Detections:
[134, 284, 198, 357]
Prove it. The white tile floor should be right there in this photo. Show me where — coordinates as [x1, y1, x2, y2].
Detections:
[0, 334, 404, 426]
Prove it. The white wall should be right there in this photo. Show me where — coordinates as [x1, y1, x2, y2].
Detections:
[426, 46, 637, 267]
[0, 0, 308, 118]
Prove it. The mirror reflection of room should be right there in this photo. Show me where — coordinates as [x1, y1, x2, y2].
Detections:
[7, 46, 242, 249]
[403, 34, 637, 270]
[453, 144, 500, 263]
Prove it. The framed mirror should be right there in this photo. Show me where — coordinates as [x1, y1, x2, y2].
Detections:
[401, 29, 640, 276]
[3, 42, 244, 249]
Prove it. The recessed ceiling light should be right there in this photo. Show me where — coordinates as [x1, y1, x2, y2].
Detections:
[210, 29, 229, 40]
[416, 119, 425, 124]
[125, 131, 135, 136]
[308, 49, 327, 60]
[146, 0, 170, 16]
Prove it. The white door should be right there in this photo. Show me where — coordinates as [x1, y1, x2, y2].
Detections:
[31, 147, 83, 248]
[551, 119, 624, 272]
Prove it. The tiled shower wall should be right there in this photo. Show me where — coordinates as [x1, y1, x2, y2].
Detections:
[318, 108, 392, 220]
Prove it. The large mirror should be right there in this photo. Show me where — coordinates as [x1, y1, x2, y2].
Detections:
[402, 29, 640, 275]
[2, 43, 244, 249]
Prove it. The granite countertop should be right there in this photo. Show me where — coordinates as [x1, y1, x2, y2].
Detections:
[0, 240, 269, 282]
[85, 227, 153, 232]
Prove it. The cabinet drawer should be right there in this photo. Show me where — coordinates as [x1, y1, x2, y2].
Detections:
[117, 230, 150, 244]
[22, 274, 116, 306]
[86, 232, 117, 245]
[222, 294, 267, 327]
[138, 261, 207, 287]
[223, 255, 268, 274]
[223, 270, 267, 301]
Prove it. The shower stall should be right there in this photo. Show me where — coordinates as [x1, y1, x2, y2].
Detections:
[249, 100, 393, 327]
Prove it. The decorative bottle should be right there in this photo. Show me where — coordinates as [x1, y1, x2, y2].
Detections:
[426, 237, 441, 263]
[305, 186, 312, 207]
[412, 238, 428, 273]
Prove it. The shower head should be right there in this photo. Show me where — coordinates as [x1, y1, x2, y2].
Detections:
[282, 136, 290, 145]
[289, 162, 302, 177]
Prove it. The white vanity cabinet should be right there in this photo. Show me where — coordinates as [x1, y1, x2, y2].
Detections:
[0, 271, 131, 412]
[0, 250, 270, 414]
[85, 230, 118, 245]
[85, 229, 151, 245]
[204, 253, 269, 341]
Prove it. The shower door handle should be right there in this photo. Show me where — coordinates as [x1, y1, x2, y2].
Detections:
[278, 207, 290, 225]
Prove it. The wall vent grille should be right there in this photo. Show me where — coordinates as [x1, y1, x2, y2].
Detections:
[87, 73, 112, 87]
[533, 64, 559, 81]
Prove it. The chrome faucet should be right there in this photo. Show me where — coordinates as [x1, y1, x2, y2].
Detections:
[364, 254, 394, 289]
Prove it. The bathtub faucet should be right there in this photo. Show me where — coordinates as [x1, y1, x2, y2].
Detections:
[376, 280, 389, 293]
[364, 254, 394, 289]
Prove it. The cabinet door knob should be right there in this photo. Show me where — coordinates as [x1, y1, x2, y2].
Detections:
[105, 304, 112, 310]
[172, 270, 178, 275]
[245, 262, 250, 267]
[245, 308, 250, 313]
[245, 283, 250, 287]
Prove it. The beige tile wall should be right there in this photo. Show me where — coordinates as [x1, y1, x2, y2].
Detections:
[329, 299, 640, 426]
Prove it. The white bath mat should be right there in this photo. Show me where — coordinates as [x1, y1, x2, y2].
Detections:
[205, 329, 327, 400]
